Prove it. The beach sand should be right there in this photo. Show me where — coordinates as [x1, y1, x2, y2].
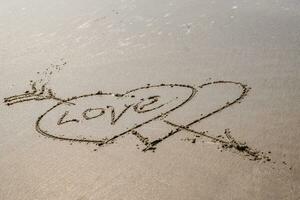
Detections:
[0, 0, 299, 199]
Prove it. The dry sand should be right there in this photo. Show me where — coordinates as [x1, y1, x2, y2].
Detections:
[0, 0, 299, 199]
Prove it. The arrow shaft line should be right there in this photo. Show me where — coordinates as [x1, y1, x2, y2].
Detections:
[161, 120, 260, 159]
[163, 120, 228, 144]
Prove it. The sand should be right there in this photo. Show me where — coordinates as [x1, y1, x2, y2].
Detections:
[0, 0, 299, 199]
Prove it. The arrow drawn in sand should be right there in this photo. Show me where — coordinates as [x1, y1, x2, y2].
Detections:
[3, 79, 273, 162]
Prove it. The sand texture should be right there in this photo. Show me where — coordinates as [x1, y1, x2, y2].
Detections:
[0, 0, 299, 199]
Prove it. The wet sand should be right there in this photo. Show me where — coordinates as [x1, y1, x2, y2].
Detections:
[0, 0, 299, 199]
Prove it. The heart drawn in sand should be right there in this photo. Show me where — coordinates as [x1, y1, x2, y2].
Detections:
[35, 84, 197, 144]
